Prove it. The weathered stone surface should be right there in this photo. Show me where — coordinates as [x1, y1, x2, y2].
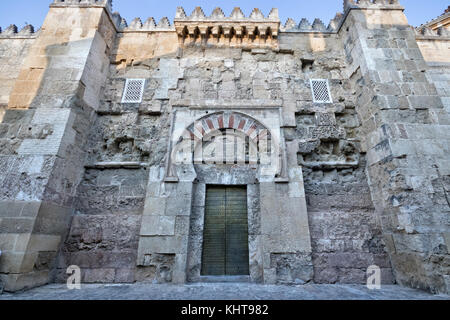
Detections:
[2, 282, 448, 300]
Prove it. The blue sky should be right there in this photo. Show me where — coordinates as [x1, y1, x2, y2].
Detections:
[0, 0, 448, 31]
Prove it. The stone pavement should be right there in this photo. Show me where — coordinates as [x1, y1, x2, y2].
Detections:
[0, 283, 448, 300]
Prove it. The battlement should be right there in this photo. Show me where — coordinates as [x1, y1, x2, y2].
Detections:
[173, 7, 280, 48]
[174, 6, 279, 22]
[6, 1, 409, 37]
[0, 24, 38, 38]
[415, 26, 450, 39]
[120, 17, 175, 32]
[281, 13, 345, 33]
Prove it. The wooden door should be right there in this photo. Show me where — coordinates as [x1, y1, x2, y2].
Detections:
[201, 186, 249, 276]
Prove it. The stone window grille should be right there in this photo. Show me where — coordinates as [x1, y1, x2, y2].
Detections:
[310, 79, 332, 103]
[122, 79, 146, 103]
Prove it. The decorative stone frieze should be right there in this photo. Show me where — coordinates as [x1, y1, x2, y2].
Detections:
[174, 7, 280, 48]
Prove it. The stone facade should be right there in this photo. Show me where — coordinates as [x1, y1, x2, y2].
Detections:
[0, 0, 448, 294]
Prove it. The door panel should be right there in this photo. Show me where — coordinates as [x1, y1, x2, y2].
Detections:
[225, 187, 249, 276]
[201, 187, 226, 275]
[201, 186, 249, 276]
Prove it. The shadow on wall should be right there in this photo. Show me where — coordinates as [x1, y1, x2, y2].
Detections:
[0, 32, 109, 292]
[0, 105, 5, 122]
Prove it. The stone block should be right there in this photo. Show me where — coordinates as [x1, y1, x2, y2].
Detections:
[114, 268, 136, 283]
[172, 253, 187, 284]
[140, 215, 176, 236]
[263, 268, 277, 284]
[0, 251, 37, 273]
[20, 201, 42, 217]
[175, 216, 190, 236]
[0, 201, 25, 218]
[165, 196, 192, 216]
[134, 266, 157, 283]
[27, 234, 61, 253]
[143, 197, 166, 216]
[443, 233, 450, 254]
[315, 112, 337, 126]
[33, 203, 72, 235]
[0, 217, 35, 234]
[138, 236, 188, 256]
[13, 233, 32, 252]
[82, 268, 116, 283]
[0, 270, 49, 292]
[0, 233, 17, 252]
[444, 275, 450, 295]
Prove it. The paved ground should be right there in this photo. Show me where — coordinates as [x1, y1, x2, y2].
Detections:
[0, 283, 448, 300]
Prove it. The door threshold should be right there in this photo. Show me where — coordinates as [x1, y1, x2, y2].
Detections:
[198, 276, 251, 283]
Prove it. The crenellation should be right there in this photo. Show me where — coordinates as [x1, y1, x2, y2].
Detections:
[281, 17, 342, 33]
[2, 25, 18, 35]
[298, 18, 313, 31]
[17, 25, 35, 36]
[122, 17, 174, 32]
[312, 19, 327, 32]
[111, 12, 123, 27]
[328, 12, 345, 31]
[118, 17, 128, 29]
[157, 17, 172, 30]
[128, 18, 143, 29]
[143, 17, 157, 29]
[190, 7, 206, 19]
[230, 7, 246, 20]
[283, 18, 297, 31]
[173, 7, 280, 48]
[415, 26, 450, 39]
[249, 8, 265, 20]
[0, 24, 39, 39]
[175, 6, 187, 19]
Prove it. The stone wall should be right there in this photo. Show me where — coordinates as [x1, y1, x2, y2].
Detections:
[341, 0, 450, 294]
[297, 109, 394, 283]
[0, 27, 36, 106]
[56, 32, 174, 281]
[1, 0, 449, 293]
[0, 2, 117, 291]
[55, 107, 171, 282]
[417, 36, 450, 116]
[54, 7, 393, 284]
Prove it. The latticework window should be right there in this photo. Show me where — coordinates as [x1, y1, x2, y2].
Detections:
[121, 79, 145, 103]
[310, 79, 332, 103]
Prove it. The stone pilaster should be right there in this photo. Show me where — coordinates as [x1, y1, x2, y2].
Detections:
[0, 0, 117, 291]
[136, 166, 193, 284]
[342, 0, 450, 293]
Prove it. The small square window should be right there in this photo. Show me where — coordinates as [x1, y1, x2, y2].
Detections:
[310, 79, 332, 103]
[122, 79, 145, 103]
